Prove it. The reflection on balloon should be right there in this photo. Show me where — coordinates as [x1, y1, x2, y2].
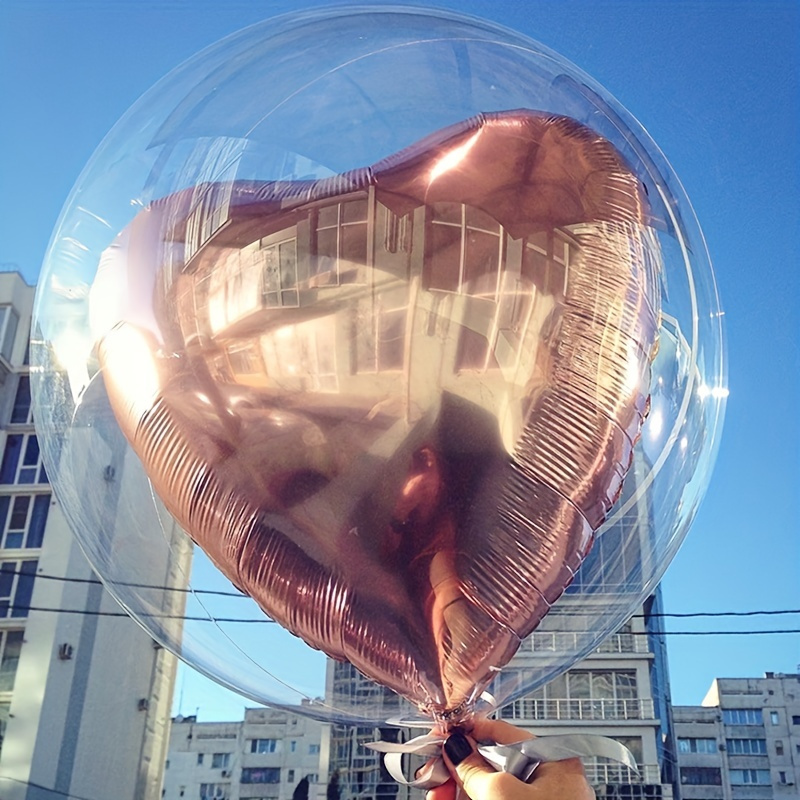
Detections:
[93, 110, 659, 722]
[32, 7, 725, 727]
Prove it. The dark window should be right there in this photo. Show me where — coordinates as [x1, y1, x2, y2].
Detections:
[792, 715, 800, 725]
[0, 493, 49, 548]
[680, 767, 722, 785]
[0, 630, 23, 691]
[10, 376, 31, 424]
[0, 434, 47, 485]
[211, 752, 230, 769]
[0, 560, 37, 617]
[241, 767, 280, 784]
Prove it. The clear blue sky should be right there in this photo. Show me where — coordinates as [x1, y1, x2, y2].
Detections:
[1, 0, 797, 719]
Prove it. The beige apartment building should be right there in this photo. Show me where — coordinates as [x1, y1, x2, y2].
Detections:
[675, 674, 800, 800]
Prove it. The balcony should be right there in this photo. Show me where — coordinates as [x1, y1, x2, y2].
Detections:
[519, 632, 650, 656]
[500, 697, 656, 722]
[585, 763, 662, 786]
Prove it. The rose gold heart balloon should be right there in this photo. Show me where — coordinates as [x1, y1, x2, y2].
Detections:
[92, 110, 659, 723]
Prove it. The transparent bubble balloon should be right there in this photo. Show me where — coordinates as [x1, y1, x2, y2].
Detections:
[32, 6, 725, 727]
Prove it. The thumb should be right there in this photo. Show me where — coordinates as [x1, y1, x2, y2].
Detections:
[443, 732, 523, 800]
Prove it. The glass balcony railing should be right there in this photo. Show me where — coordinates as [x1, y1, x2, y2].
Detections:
[518, 632, 650, 655]
[500, 697, 656, 721]
[584, 763, 662, 786]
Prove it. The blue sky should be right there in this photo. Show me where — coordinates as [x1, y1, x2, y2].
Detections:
[1, 0, 797, 718]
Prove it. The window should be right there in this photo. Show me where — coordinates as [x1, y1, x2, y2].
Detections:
[680, 767, 722, 785]
[306, 774, 318, 784]
[287, 770, 295, 783]
[10, 376, 32, 424]
[792, 715, 800, 725]
[522, 229, 571, 297]
[425, 203, 504, 298]
[0, 306, 19, 362]
[0, 434, 47, 484]
[726, 738, 767, 755]
[311, 199, 368, 286]
[183, 141, 242, 263]
[770, 710, 780, 724]
[211, 753, 230, 769]
[200, 783, 229, 800]
[776, 740, 784, 755]
[779, 771, 788, 784]
[729, 769, 771, 785]
[0, 560, 36, 617]
[250, 738, 280, 754]
[309, 744, 320, 755]
[261, 236, 299, 308]
[0, 701, 8, 757]
[240, 767, 280, 784]
[290, 741, 297, 753]
[0, 629, 23, 691]
[678, 738, 717, 754]
[722, 708, 763, 725]
[197, 753, 204, 765]
[0, 494, 50, 548]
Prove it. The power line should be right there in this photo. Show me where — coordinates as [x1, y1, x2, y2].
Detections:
[9, 604, 272, 623]
[6, 603, 800, 635]
[7, 567, 800, 619]
[11, 567, 246, 597]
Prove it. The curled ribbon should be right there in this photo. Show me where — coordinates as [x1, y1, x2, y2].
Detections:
[366, 732, 638, 790]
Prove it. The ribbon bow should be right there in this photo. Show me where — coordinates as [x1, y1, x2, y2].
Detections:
[366, 731, 638, 790]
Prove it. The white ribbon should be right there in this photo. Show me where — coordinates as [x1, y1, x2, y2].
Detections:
[366, 731, 638, 790]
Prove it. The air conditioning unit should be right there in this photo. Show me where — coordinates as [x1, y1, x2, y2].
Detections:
[103, 465, 116, 481]
[221, 770, 231, 778]
[138, 698, 149, 711]
[57, 643, 74, 660]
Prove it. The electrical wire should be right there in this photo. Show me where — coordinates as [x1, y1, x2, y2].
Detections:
[4, 567, 800, 620]
[5, 603, 800, 634]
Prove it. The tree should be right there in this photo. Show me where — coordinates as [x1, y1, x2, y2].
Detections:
[293, 776, 310, 800]
[327, 770, 341, 800]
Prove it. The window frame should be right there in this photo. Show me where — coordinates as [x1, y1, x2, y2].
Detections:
[0, 433, 48, 485]
[0, 493, 50, 549]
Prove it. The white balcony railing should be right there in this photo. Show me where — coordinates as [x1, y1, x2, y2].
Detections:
[584, 763, 662, 785]
[500, 697, 655, 722]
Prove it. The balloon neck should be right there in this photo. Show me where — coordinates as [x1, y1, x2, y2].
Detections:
[427, 702, 472, 733]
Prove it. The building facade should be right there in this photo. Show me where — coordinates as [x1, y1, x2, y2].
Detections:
[325, 594, 676, 800]
[164, 708, 325, 800]
[674, 673, 800, 800]
[0, 271, 179, 800]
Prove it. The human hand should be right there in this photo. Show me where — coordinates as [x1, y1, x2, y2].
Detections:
[426, 718, 595, 800]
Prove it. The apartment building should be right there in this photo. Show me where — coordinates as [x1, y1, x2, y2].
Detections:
[674, 673, 800, 799]
[0, 271, 179, 800]
[164, 707, 325, 800]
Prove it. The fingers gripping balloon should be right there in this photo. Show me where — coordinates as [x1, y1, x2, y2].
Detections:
[91, 110, 659, 722]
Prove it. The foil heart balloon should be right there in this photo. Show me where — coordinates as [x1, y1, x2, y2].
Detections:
[90, 110, 659, 722]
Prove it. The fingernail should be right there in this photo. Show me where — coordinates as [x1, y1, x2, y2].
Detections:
[444, 732, 472, 766]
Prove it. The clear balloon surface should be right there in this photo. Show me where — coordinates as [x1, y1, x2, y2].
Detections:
[32, 7, 725, 727]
